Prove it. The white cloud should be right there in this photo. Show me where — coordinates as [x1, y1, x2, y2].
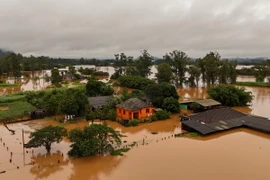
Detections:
[0, 0, 269, 58]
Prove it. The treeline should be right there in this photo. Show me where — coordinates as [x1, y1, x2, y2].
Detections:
[0, 50, 113, 77]
[112, 50, 237, 87]
[236, 60, 270, 82]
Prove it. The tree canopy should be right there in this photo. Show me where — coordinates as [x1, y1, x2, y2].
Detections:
[207, 84, 253, 106]
[25, 126, 67, 153]
[145, 83, 179, 112]
[68, 124, 122, 157]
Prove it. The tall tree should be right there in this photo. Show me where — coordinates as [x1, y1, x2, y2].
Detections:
[135, 50, 153, 77]
[164, 50, 189, 87]
[188, 64, 201, 87]
[156, 63, 173, 83]
[203, 52, 220, 85]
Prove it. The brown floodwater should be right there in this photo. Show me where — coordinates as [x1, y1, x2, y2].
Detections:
[1, 73, 270, 179]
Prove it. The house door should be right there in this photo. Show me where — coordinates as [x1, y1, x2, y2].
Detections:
[134, 112, 139, 119]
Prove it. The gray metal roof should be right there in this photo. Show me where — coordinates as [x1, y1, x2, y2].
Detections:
[116, 98, 152, 111]
[195, 99, 221, 107]
[88, 96, 113, 109]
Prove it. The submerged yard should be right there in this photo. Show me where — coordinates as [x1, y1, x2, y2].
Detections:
[0, 95, 35, 121]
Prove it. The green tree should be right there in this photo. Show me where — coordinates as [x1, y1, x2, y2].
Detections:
[68, 124, 122, 157]
[51, 68, 62, 86]
[25, 126, 67, 153]
[145, 83, 179, 108]
[85, 104, 96, 123]
[164, 50, 189, 87]
[135, 50, 153, 77]
[118, 75, 155, 90]
[162, 97, 180, 113]
[254, 61, 270, 82]
[86, 78, 114, 96]
[203, 52, 221, 85]
[188, 64, 201, 87]
[59, 95, 79, 115]
[207, 84, 253, 106]
[156, 63, 173, 83]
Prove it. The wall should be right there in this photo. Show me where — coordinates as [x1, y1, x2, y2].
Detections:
[116, 106, 155, 120]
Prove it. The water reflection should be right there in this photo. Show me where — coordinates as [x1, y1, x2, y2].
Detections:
[69, 156, 124, 180]
[30, 151, 69, 179]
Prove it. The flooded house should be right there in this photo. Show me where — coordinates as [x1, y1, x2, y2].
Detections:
[116, 98, 155, 125]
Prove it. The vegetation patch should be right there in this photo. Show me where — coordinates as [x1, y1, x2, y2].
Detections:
[127, 119, 140, 127]
[235, 81, 270, 87]
[207, 84, 253, 106]
[118, 75, 155, 90]
[111, 148, 130, 156]
[92, 71, 109, 76]
[188, 132, 199, 137]
[0, 106, 9, 111]
[151, 110, 171, 121]
[0, 101, 35, 120]
[0, 83, 20, 87]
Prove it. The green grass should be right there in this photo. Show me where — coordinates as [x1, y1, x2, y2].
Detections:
[0, 83, 20, 87]
[0, 95, 26, 103]
[189, 132, 199, 137]
[0, 101, 36, 120]
[235, 81, 270, 87]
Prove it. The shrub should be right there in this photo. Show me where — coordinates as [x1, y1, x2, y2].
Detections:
[92, 71, 109, 76]
[127, 119, 140, 127]
[155, 110, 171, 120]
[162, 97, 180, 113]
[151, 114, 158, 121]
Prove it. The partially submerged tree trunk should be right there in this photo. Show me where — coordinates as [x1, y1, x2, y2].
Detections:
[45, 142, 51, 153]
[3, 120, 15, 135]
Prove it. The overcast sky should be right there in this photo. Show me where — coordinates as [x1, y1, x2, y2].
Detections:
[1, 0, 270, 58]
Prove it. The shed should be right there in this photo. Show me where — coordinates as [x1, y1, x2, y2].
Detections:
[195, 99, 221, 108]
[29, 109, 47, 119]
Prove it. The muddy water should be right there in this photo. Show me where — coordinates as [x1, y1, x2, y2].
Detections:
[0, 71, 50, 96]
[1, 74, 270, 179]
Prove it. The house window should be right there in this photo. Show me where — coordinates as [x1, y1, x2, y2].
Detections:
[123, 110, 126, 115]
[146, 109, 149, 113]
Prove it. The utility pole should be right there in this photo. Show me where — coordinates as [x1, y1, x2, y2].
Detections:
[22, 129, 25, 166]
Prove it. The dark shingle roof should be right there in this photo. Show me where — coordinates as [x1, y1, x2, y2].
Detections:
[88, 96, 113, 109]
[182, 107, 270, 135]
[189, 107, 246, 123]
[116, 98, 152, 111]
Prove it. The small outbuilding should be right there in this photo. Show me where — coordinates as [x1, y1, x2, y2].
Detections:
[180, 99, 221, 111]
